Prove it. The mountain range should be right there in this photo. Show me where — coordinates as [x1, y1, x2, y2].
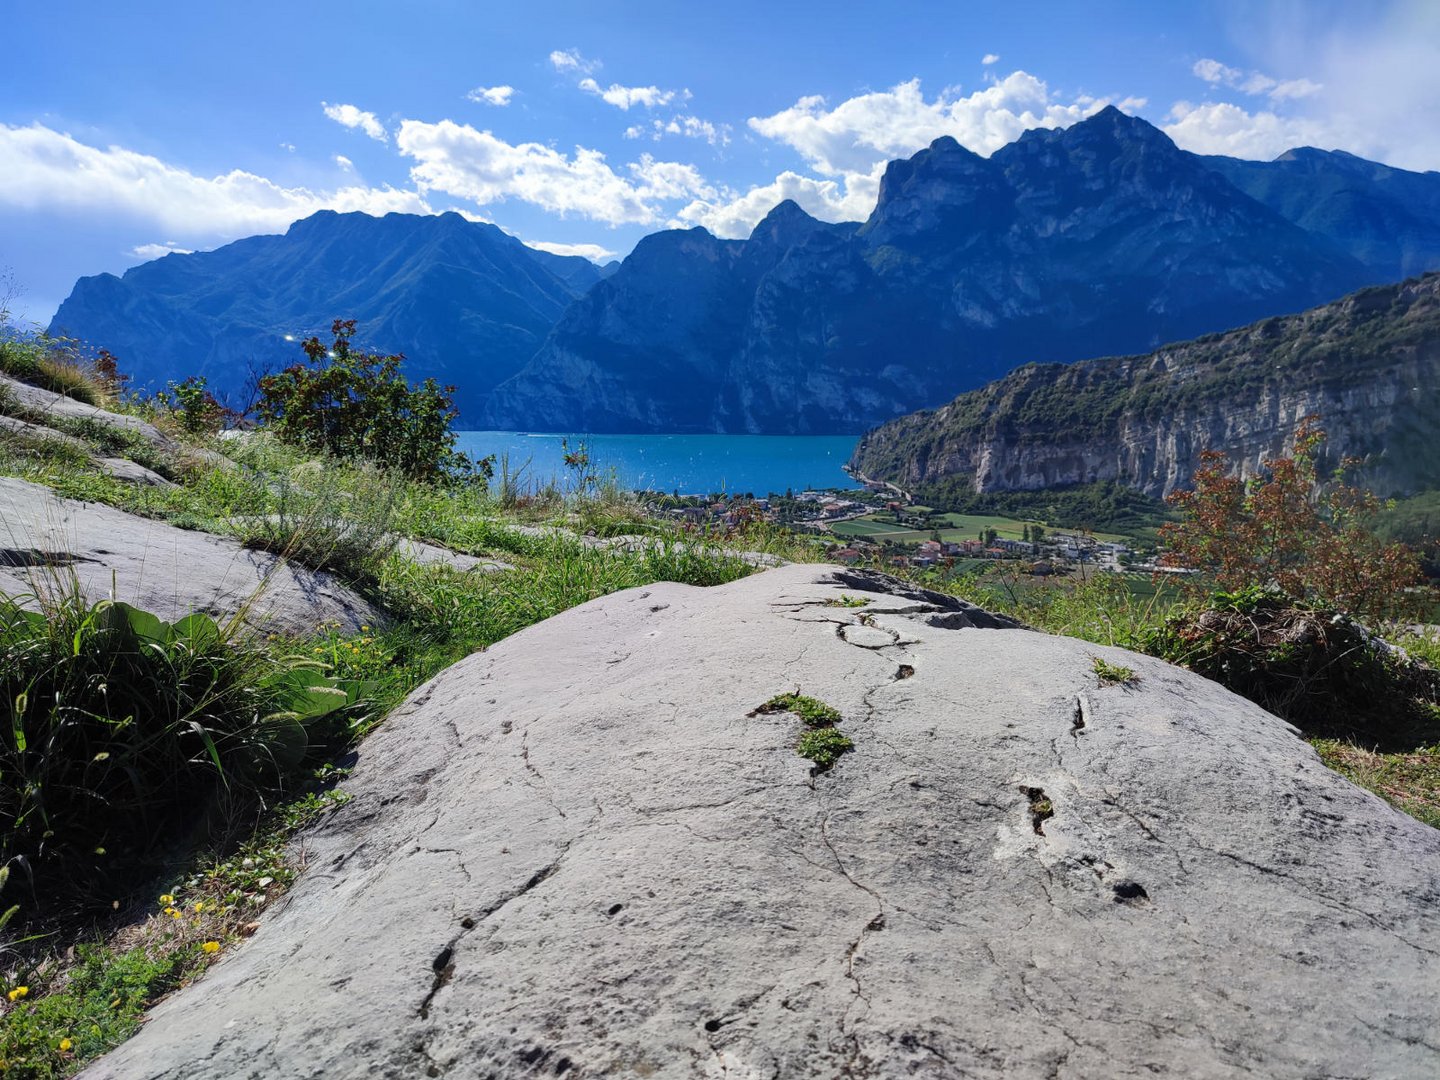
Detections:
[849, 273, 1440, 502]
[49, 211, 612, 414]
[49, 107, 1440, 431]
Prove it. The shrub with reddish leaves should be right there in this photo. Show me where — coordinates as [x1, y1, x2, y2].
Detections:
[1159, 417, 1423, 619]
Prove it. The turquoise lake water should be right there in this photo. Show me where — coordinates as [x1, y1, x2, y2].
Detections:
[453, 432, 863, 496]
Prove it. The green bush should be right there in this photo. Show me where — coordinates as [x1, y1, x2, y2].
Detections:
[255, 319, 464, 481]
[0, 590, 364, 918]
[151, 376, 232, 436]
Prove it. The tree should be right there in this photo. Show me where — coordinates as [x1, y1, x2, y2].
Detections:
[1159, 418, 1423, 619]
[256, 320, 463, 481]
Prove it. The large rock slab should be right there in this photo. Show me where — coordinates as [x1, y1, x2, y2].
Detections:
[1, 373, 178, 451]
[0, 478, 381, 636]
[87, 565, 1440, 1078]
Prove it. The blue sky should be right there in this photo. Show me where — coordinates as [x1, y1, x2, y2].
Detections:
[3, 0, 1437, 324]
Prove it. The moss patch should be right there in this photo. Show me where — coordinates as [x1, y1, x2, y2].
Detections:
[754, 692, 853, 771]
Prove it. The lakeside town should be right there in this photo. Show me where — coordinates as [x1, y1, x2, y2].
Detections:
[646, 484, 1173, 578]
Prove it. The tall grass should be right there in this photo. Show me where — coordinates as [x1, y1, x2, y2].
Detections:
[0, 583, 365, 919]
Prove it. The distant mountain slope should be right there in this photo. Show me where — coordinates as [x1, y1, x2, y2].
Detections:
[1202, 148, 1440, 281]
[49, 211, 608, 416]
[850, 274, 1440, 500]
[484, 107, 1375, 433]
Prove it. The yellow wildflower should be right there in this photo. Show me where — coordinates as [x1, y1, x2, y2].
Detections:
[167, 907, 180, 919]
[159, 893, 174, 905]
[194, 901, 205, 913]
[7, 986, 27, 1001]
[201, 941, 221, 954]
[58, 1038, 72, 1052]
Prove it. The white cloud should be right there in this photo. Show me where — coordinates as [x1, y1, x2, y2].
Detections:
[397, 118, 717, 225]
[130, 241, 193, 260]
[1162, 101, 1335, 159]
[628, 154, 717, 202]
[321, 102, 387, 142]
[467, 85, 514, 106]
[279, 141, 296, 152]
[549, 48, 598, 74]
[981, 53, 1000, 65]
[578, 77, 686, 110]
[0, 123, 433, 238]
[524, 239, 617, 261]
[748, 73, 1113, 177]
[672, 164, 883, 239]
[1268, 78, 1323, 101]
[1193, 58, 1242, 85]
[334, 154, 353, 171]
[1191, 58, 1322, 103]
[624, 115, 731, 146]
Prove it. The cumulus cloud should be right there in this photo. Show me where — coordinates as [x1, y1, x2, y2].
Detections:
[334, 154, 353, 171]
[578, 77, 687, 110]
[524, 239, 617, 261]
[0, 123, 432, 238]
[748, 73, 1113, 177]
[322, 102, 388, 142]
[549, 48, 598, 74]
[130, 241, 193, 260]
[397, 118, 715, 225]
[981, 53, 1000, 65]
[467, 85, 514, 106]
[672, 164, 883, 239]
[1162, 101, 1336, 159]
[1191, 58, 1322, 102]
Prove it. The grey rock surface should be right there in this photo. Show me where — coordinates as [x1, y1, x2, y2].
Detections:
[397, 537, 511, 574]
[87, 564, 1439, 1078]
[95, 456, 175, 487]
[0, 412, 92, 453]
[0, 373, 178, 451]
[0, 477, 382, 636]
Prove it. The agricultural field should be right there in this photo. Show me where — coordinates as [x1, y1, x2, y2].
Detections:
[830, 508, 1134, 546]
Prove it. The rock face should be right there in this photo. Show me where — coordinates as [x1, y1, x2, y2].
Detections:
[0, 478, 381, 636]
[48, 211, 612, 419]
[86, 564, 1439, 1078]
[484, 108, 1382, 434]
[851, 273, 1440, 499]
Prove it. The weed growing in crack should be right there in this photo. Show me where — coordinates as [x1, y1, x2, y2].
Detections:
[1022, 786, 1054, 835]
[753, 692, 853, 771]
[797, 728, 854, 771]
[1092, 656, 1137, 687]
[753, 693, 841, 727]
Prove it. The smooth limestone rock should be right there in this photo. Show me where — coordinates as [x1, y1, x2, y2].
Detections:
[0, 477, 381, 636]
[0, 373, 179, 451]
[86, 564, 1439, 1079]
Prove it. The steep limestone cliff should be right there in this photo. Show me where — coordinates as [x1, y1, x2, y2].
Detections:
[850, 274, 1440, 499]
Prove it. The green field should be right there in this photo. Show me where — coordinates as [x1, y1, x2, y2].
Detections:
[831, 510, 1132, 546]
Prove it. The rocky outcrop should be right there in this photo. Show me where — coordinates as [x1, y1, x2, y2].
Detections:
[48, 211, 611, 418]
[852, 273, 1440, 499]
[86, 564, 1439, 1078]
[484, 108, 1379, 434]
[0, 478, 381, 636]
